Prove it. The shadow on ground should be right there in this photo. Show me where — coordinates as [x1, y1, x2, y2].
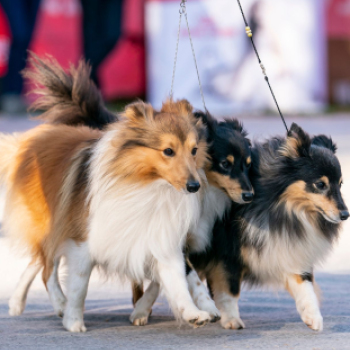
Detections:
[1, 274, 349, 350]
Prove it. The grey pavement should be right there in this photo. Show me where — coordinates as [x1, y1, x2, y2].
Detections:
[1, 112, 350, 349]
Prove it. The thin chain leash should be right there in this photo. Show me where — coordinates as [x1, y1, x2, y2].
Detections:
[170, 0, 207, 112]
[236, 0, 289, 133]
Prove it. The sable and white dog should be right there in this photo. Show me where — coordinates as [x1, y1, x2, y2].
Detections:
[0, 58, 212, 332]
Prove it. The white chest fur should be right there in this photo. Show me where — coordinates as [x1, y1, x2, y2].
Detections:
[187, 185, 231, 253]
[88, 179, 202, 281]
[244, 212, 333, 285]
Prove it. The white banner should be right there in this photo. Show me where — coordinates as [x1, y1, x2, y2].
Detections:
[146, 0, 327, 115]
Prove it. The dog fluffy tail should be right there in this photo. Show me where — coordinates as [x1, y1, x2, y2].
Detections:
[23, 53, 117, 129]
[0, 133, 20, 184]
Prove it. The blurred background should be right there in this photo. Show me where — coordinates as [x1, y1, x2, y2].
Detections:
[0, 0, 350, 276]
[0, 0, 349, 115]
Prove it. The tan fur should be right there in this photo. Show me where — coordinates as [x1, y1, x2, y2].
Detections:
[206, 171, 243, 203]
[132, 282, 144, 306]
[2, 99, 206, 285]
[0, 133, 21, 183]
[108, 101, 207, 190]
[319, 176, 329, 187]
[23, 53, 116, 127]
[206, 263, 242, 298]
[246, 156, 251, 165]
[279, 137, 301, 159]
[3, 125, 101, 282]
[226, 155, 234, 164]
[279, 181, 339, 221]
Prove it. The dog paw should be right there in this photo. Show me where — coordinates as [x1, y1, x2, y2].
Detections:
[196, 298, 221, 323]
[129, 309, 151, 326]
[63, 314, 86, 333]
[8, 298, 25, 316]
[301, 309, 323, 331]
[221, 316, 245, 330]
[182, 309, 211, 328]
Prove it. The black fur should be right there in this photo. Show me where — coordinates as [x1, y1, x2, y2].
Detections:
[189, 123, 348, 326]
[194, 111, 252, 193]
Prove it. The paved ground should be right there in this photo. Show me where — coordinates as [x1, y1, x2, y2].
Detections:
[1, 113, 350, 349]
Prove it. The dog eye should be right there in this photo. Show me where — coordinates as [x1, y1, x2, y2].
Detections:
[191, 148, 198, 156]
[163, 148, 175, 157]
[315, 181, 326, 190]
[221, 160, 231, 170]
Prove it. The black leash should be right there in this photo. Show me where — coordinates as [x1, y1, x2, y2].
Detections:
[236, 0, 289, 133]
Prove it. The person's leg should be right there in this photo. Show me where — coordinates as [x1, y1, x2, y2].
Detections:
[81, 0, 123, 86]
[0, 0, 40, 95]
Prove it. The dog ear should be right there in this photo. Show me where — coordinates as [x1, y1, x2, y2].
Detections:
[280, 123, 311, 159]
[222, 118, 248, 137]
[124, 101, 154, 123]
[194, 111, 216, 140]
[161, 99, 193, 116]
[311, 135, 337, 154]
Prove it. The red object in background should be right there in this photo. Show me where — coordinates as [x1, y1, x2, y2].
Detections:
[0, 5, 11, 77]
[327, 0, 350, 38]
[1, 0, 145, 100]
[100, 0, 146, 99]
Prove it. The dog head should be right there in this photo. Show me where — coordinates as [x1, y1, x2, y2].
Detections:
[195, 112, 253, 204]
[114, 99, 207, 193]
[279, 123, 348, 224]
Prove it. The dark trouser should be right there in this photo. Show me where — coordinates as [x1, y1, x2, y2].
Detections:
[81, 0, 124, 87]
[0, 0, 41, 94]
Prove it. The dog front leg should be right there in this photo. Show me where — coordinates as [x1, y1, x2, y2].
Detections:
[286, 273, 323, 331]
[157, 256, 210, 328]
[130, 281, 160, 326]
[186, 262, 220, 322]
[207, 263, 245, 330]
[62, 241, 93, 333]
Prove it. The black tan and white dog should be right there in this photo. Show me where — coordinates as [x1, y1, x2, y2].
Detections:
[0, 55, 217, 332]
[133, 123, 349, 331]
[4, 55, 253, 330]
[187, 124, 349, 331]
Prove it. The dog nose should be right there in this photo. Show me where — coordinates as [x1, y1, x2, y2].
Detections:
[186, 181, 200, 193]
[242, 192, 254, 202]
[340, 210, 349, 221]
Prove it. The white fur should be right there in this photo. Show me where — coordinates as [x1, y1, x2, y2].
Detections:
[88, 130, 202, 281]
[187, 270, 220, 321]
[244, 211, 332, 285]
[47, 258, 66, 317]
[214, 292, 245, 330]
[131, 185, 230, 325]
[8, 262, 41, 316]
[130, 281, 160, 326]
[286, 275, 323, 331]
[56, 129, 211, 331]
[62, 240, 92, 333]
